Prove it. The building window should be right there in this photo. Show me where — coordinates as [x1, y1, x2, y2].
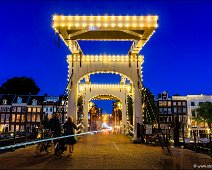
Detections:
[173, 102, 176, 106]
[168, 101, 171, 107]
[37, 108, 41, 113]
[163, 108, 167, 114]
[191, 102, 195, 106]
[178, 102, 181, 106]
[174, 107, 177, 113]
[3, 99, 7, 105]
[28, 107, 32, 112]
[11, 114, 16, 122]
[17, 97, 22, 104]
[159, 101, 163, 107]
[163, 101, 167, 106]
[32, 114, 36, 122]
[159, 108, 163, 114]
[178, 107, 182, 113]
[22, 107, 26, 112]
[50, 107, 53, 112]
[5, 114, 10, 123]
[27, 114, 31, 122]
[182, 102, 186, 106]
[32, 99, 37, 106]
[16, 125, 19, 131]
[36, 115, 40, 122]
[1, 114, 5, 123]
[32, 107, 36, 113]
[21, 115, 25, 122]
[17, 107, 21, 112]
[0, 107, 7, 112]
[12, 107, 16, 112]
[183, 107, 186, 113]
[16, 114, 21, 122]
[168, 108, 172, 114]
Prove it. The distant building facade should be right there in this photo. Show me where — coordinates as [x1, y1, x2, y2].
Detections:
[154, 91, 187, 132]
[172, 94, 212, 138]
[0, 94, 67, 133]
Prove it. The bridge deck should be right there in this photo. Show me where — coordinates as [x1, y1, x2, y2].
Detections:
[0, 133, 211, 169]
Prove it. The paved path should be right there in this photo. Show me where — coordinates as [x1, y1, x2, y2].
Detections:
[0, 133, 211, 169]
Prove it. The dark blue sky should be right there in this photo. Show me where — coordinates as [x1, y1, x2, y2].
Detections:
[0, 0, 212, 113]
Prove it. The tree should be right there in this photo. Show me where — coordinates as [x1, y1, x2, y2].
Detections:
[196, 102, 212, 132]
[0, 76, 40, 95]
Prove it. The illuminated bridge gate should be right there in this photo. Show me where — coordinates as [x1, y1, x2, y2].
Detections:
[52, 15, 158, 141]
[78, 83, 132, 134]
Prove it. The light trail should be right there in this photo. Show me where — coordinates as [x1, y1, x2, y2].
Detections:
[0, 129, 109, 151]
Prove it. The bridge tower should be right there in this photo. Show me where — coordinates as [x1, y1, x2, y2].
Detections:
[52, 15, 158, 141]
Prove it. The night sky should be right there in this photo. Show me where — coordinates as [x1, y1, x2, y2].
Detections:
[0, 0, 212, 113]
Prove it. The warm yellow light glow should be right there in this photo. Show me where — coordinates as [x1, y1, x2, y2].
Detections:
[147, 16, 151, 20]
[118, 23, 122, 27]
[125, 23, 129, 27]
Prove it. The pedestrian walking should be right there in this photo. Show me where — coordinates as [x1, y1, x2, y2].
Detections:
[63, 116, 79, 157]
[48, 113, 62, 156]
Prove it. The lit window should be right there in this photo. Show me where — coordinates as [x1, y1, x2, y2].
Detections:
[21, 115, 25, 122]
[5, 114, 10, 123]
[16, 114, 20, 122]
[159, 101, 163, 106]
[163, 101, 167, 106]
[11, 114, 16, 122]
[173, 102, 176, 106]
[37, 108, 41, 112]
[178, 102, 181, 106]
[32, 114, 36, 122]
[36, 115, 40, 122]
[27, 114, 31, 122]
[174, 107, 177, 113]
[32, 108, 36, 113]
[16, 125, 19, 131]
[168, 101, 171, 107]
[17, 107, 21, 112]
[1, 114, 5, 123]
[28, 107, 32, 112]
